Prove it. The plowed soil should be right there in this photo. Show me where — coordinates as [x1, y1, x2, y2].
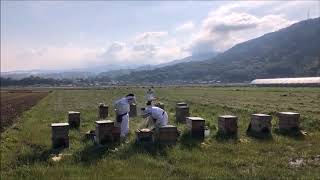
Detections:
[1, 90, 48, 132]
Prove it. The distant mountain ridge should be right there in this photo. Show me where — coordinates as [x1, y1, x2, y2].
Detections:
[115, 17, 320, 83]
[2, 52, 217, 80]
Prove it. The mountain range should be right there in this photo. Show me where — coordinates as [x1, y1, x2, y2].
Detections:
[2, 17, 319, 84]
[115, 17, 320, 84]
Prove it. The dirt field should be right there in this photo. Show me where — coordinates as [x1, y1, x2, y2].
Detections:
[0, 90, 49, 132]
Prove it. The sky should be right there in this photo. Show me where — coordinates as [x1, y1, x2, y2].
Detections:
[1, 0, 320, 72]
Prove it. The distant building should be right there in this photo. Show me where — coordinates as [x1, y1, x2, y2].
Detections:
[250, 77, 320, 87]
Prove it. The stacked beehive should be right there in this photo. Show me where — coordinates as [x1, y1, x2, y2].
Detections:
[51, 123, 69, 148]
[129, 104, 137, 117]
[98, 103, 108, 119]
[136, 128, 154, 144]
[277, 112, 300, 131]
[155, 125, 178, 145]
[218, 115, 238, 135]
[68, 111, 80, 128]
[176, 102, 190, 123]
[95, 120, 115, 144]
[249, 114, 272, 133]
[186, 117, 205, 139]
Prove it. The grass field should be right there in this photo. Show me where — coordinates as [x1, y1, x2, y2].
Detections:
[1, 87, 320, 179]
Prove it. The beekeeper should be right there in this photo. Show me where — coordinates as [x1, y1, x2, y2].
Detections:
[145, 86, 156, 102]
[141, 102, 168, 130]
[114, 93, 136, 139]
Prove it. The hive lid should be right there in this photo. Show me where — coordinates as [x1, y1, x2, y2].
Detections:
[278, 112, 299, 115]
[219, 115, 237, 118]
[99, 103, 105, 106]
[177, 106, 189, 109]
[95, 120, 114, 124]
[51, 123, 69, 127]
[187, 117, 204, 121]
[68, 111, 80, 114]
[252, 113, 271, 117]
[176, 102, 187, 106]
[138, 128, 152, 132]
[160, 125, 177, 128]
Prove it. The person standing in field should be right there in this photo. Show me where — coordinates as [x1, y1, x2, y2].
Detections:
[141, 101, 168, 130]
[145, 86, 156, 103]
[114, 93, 136, 141]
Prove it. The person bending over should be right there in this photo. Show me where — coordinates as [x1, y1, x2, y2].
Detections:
[141, 101, 168, 130]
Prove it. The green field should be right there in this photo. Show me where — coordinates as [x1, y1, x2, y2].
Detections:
[1, 87, 320, 179]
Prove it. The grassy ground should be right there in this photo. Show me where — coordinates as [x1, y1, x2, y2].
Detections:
[1, 87, 320, 179]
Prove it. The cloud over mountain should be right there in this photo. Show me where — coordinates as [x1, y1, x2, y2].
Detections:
[189, 4, 293, 54]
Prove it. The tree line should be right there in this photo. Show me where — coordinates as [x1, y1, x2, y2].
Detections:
[1, 76, 73, 86]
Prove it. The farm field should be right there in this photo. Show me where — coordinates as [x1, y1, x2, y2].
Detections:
[0, 90, 49, 132]
[1, 87, 320, 179]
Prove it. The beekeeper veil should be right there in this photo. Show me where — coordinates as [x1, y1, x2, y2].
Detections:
[126, 93, 136, 104]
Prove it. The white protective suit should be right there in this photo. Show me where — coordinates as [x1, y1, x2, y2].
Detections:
[114, 97, 132, 137]
[145, 88, 155, 101]
[144, 106, 168, 128]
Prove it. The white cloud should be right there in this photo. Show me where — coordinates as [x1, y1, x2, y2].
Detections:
[189, 4, 294, 54]
[2, 1, 318, 72]
[96, 32, 189, 66]
[134, 31, 168, 43]
[1, 44, 101, 71]
[175, 21, 195, 32]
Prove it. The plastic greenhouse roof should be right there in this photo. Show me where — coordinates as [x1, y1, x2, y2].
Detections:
[250, 77, 320, 84]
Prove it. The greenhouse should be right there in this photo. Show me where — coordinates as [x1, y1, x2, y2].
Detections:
[250, 77, 320, 87]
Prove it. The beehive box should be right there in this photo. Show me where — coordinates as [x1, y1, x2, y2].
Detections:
[95, 120, 114, 144]
[218, 115, 238, 135]
[176, 106, 190, 123]
[136, 129, 154, 143]
[68, 111, 80, 128]
[51, 123, 69, 148]
[112, 126, 121, 142]
[186, 117, 205, 138]
[99, 103, 109, 119]
[250, 114, 272, 133]
[129, 104, 137, 117]
[155, 125, 178, 144]
[277, 112, 300, 130]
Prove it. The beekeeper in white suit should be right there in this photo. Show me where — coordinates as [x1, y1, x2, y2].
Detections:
[145, 86, 156, 102]
[114, 93, 136, 140]
[141, 101, 168, 130]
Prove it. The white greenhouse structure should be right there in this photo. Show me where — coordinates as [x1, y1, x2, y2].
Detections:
[250, 77, 320, 87]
